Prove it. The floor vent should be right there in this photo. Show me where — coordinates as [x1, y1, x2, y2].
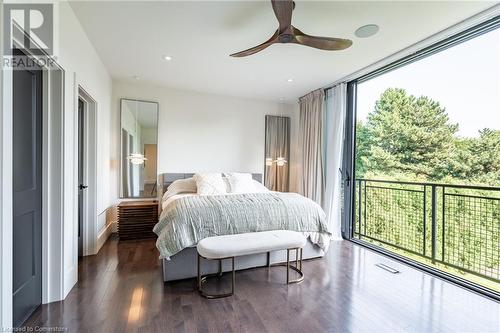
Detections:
[376, 263, 400, 274]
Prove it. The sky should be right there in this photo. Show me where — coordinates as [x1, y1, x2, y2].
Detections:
[357, 28, 500, 138]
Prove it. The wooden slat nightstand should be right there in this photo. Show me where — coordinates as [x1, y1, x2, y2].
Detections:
[118, 201, 158, 240]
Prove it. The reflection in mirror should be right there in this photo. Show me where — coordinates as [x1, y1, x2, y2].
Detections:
[120, 99, 158, 198]
[264, 115, 290, 192]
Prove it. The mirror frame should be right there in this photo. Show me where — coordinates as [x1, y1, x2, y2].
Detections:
[119, 98, 159, 199]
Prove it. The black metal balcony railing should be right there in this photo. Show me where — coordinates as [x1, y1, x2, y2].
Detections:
[355, 179, 500, 283]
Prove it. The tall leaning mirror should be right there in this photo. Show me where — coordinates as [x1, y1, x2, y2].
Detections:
[264, 115, 290, 192]
[120, 99, 159, 198]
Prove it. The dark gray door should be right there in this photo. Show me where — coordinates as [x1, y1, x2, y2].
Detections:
[12, 50, 43, 326]
[78, 99, 85, 257]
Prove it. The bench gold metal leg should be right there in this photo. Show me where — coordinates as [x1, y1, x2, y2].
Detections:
[282, 247, 304, 285]
[286, 249, 290, 284]
[299, 248, 304, 272]
[197, 253, 201, 291]
[198, 246, 304, 298]
[231, 257, 235, 294]
[197, 254, 235, 299]
[268, 248, 304, 284]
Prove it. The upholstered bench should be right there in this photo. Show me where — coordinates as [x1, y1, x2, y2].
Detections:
[196, 230, 306, 298]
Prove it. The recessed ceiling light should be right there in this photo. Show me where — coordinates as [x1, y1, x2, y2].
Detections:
[355, 24, 379, 38]
[287, 78, 293, 83]
[163, 55, 172, 61]
[133, 75, 141, 80]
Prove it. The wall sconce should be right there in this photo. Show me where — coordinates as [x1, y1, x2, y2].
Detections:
[275, 157, 287, 167]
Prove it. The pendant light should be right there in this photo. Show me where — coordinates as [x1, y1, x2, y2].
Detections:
[127, 100, 147, 165]
[128, 153, 147, 165]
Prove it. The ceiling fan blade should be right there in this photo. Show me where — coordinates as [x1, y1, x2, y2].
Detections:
[293, 27, 353, 51]
[271, 0, 294, 33]
[230, 30, 279, 57]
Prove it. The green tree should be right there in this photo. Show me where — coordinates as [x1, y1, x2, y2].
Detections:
[447, 129, 500, 185]
[360, 88, 458, 180]
[471, 129, 500, 184]
[355, 120, 370, 178]
[448, 137, 476, 180]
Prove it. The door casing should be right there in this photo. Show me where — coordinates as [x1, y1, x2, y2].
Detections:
[77, 87, 98, 257]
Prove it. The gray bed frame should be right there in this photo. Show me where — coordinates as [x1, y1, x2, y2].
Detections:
[157, 173, 326, 282]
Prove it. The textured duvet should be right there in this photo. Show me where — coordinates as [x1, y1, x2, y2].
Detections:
[153, 192, 330, 259]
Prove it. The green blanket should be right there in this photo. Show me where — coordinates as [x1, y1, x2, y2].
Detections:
[153, 192, 330, 259]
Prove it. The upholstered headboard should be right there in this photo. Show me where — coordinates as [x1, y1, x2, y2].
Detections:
[157, 173, 263, 196]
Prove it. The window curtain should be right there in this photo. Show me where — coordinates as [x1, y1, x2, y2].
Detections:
[324, 83, 347, 239]
[299, 89, 325, 205]
[264, 115, 290, 192]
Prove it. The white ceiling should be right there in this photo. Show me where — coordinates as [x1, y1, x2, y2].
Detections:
[70, 1, 495, 102]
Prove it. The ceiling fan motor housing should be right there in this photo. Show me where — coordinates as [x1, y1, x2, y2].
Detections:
[279, 34, 294, 43]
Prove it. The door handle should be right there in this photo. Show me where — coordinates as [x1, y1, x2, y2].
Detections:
[339, 168, 350, 187]
[79, 184, 88, 190]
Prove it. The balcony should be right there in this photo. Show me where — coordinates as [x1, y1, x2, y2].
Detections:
[354, 179, 500, 292]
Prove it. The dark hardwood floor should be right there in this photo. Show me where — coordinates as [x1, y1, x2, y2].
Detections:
[25, 235, 499, 332]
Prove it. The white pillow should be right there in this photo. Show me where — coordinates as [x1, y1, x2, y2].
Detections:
[224, 172, 261, 193]
[162, 178, 197, 202]
[253, 180, 270, 193]
[193, 173, 227, 195]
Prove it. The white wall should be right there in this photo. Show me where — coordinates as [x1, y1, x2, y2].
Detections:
[141, 128, 157, 145]
[56, 1, 114, 297]
[112, 81, 300, 196]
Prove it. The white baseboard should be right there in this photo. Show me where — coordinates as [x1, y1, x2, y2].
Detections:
[97, 221, 116, 252]
[63, 266, 77, 299]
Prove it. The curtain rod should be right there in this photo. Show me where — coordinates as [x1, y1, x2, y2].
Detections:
[298, 4, 499, 100]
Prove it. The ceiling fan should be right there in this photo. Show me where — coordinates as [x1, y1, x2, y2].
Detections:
[230, 0, 353, 57]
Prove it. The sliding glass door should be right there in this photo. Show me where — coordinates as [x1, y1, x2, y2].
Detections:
[344, 18, 500, 297]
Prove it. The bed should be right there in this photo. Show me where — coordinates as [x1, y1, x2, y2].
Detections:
[155, 173, 330, 281]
